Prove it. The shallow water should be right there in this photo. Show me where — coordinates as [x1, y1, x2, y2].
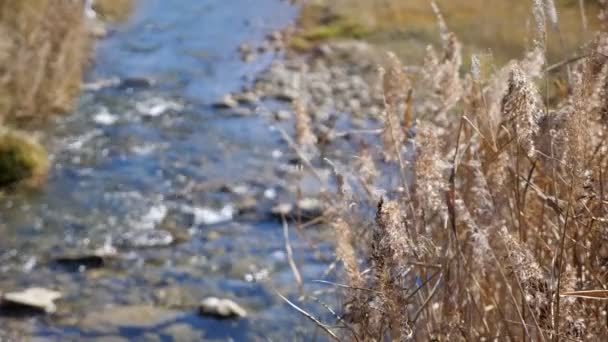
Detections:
[0, 1, 337, 340]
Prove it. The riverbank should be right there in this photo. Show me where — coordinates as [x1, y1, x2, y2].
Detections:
[0, 0, 133, 187]
[293, 0, 600, 64]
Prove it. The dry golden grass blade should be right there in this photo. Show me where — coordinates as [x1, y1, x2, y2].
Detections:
[275, 290, 340, 341]
[282, 215, 303, 294]
[403, 88, 413, 132]
[560, 290, 608, 300]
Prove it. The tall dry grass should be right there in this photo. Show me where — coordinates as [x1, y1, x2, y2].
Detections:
[0, 0, 90, 124]
[292, 1, 608, 340]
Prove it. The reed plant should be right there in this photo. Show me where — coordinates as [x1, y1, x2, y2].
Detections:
[291, 1, 608, 340]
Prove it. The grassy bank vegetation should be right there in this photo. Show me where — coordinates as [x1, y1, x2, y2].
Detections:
[290, 1, 608, 340]
[0, 0, 89, 124]
[0, 0, 131, 187]
[295, 0, 600, 64]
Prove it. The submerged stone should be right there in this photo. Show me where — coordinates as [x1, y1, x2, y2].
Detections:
[81, 305, 182, 333]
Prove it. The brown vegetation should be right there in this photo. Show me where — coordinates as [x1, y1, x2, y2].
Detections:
[0, 0, 133, 125]
[291, 1, 608, 340]
[0, 0, 89, 124]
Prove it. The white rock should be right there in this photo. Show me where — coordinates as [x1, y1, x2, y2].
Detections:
[2, 287, 62, 313]
[199, 297, 247, 318]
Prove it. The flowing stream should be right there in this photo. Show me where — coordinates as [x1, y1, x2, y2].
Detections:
[0, 1, 335, 340]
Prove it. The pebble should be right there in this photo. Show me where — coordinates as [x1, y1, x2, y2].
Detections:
[229, 40, 383, 124]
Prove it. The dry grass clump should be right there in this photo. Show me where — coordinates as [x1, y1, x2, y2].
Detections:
[0, 0, 89, 124]
[289, 2, 608, 340]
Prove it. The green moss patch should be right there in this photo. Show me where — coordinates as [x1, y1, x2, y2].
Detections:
[0, 130, 49, 188]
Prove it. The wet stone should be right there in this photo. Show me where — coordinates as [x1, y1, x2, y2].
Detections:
[188, 205, 234, 226]
[274, 110, 292, 121]
[271, 203, 293, 217]
[1, 287, 62, 314]
[198, 297, 247, 319]
[297, 197, 324, 218]
[213, 94, 239, 109]
[234, 91, 259, 105]
[274, 89, 298, 102]
[52, 255, 106, 272]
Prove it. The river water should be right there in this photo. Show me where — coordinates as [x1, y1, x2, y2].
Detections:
[0, 1, 336, 340]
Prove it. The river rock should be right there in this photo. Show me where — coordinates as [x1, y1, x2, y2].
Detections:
[271, 203, 293, 217]
[274, 110, 292, 121]
[234, 91, 259, 105]
[214, 94, 239, 109]
[274, 89, 298, 102]
[1, 287, 62, 314]
[270, 198, 324, 219]
[198, 297, 247, 319]
[297, 197, 324, 217]
[190, 205, 234, 226]
[53, 254, 106, 271]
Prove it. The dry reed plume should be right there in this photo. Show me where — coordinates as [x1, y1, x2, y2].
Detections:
[289, 1, 608, 340]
